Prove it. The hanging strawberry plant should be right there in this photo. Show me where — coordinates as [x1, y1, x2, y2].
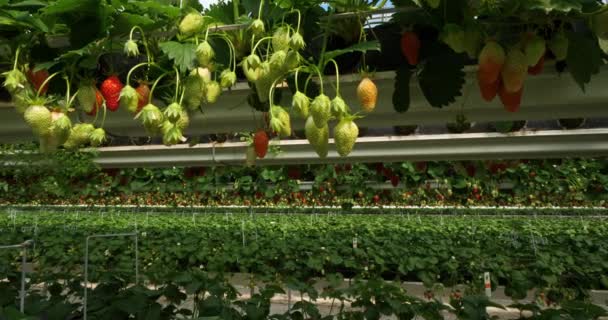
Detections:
[0, 0, 606, 159]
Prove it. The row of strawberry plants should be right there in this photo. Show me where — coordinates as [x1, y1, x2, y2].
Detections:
[1, 269, 605, 320]
[1, 211, 607, 300]
[1, 149, 606, 207]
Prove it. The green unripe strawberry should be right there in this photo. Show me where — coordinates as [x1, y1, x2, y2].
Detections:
[254, 77, 272, 103]
[524, 35, 546, 67]
[270, 117, 283, 136]
[177, 110, 190, 131]
[183, 74, 205, 111]
[196, 41, 215, 67]
[463, 28, 482, 59]
[271, 105, 291, 138]
[292, 91, 310, 119]
[2, 69, 27, 93]
[24, 105, 52, 136]
[220, 69, 237, 88]
[272, 26, 291, 52]
[250, 19, 265, 36]
[334, 117, 359, 157]
[592, 10, 608, 40]
[49, 111, 72, 146]
[425, 0, 440, 8]
[284, 51, 300, 70]
[162, 121, 184, 146]
[242, 54, 262, 82]
[205, 81, 221, 104]
[310, 94, 331, 128]
[549, 32, 568, 61]
[138, 103, 164, 135]
[124, 39, 139, 57]
[164, 102, 183, 123]
[13, 92, 30, 114]
[191, 67, 212, 83]
[90, 128, 106, 147]
[269, 50, 287, 73]
[305, 116, 328, 158]
[77, 84, 97, 114]
[289, 33, 305, 51]
[331, 96, 350, 119]
[143, 123, 161, 136]
[120, 85, 140, 114]
[179, 12, 204, 36]
[64, 123, 95, 149]
[441, 24, 466, 54]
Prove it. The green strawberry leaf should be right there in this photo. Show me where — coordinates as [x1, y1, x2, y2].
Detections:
[418, 43, 466, 108]
[159, 41, 197, 74]
[566, 32, 603, 93]
[322, 40, 380, 63]
[524, 0, 583, 13]
[393, 64, 411, 113]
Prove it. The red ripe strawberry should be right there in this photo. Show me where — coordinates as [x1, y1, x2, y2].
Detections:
[287, 167, 301, 179]
[372, 194, 380, 203]
[135, 83, 150, 112]
[498, 83, 523, 113]
[478, 41, 506, 84]
[415, 161, 428, 173]
[375, 163, 384, 174]
[253, 130, 269, 158]
[527, 55, 545, 75]
[100, 75, 124, 111]
[27, 67, 50, 95]
[466, 164, 476, 177]
[477, 70, 499, 102]
[401, 31, 421, 65]
[390, 175, 400, 187]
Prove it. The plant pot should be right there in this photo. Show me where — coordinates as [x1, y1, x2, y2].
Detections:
[558, 118, 586, 130]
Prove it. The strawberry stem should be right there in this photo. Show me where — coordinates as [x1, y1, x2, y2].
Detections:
[178, 86, 186, 106]
[173, 67, 181, 102]
[327, 59, 340, 96]
[204, 25, 211, 42]
[100, 98, 107, 128]
[292, 9, 302, 33]
[294, 67, 301, 92]
[36, 72, 62, 98]
[311, 65, 324, 95]
[257, 0, 264, 20]
[126, 62, 152, 87]
[12, 47, 20, 71]
[63, 75, 71, 110]
[251, 36, 274, 57]
[213, 34, 237, 71]
[148, 72, 172, 103]
[129, 26, 152, 64]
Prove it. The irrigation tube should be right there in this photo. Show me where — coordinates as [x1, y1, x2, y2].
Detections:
[83, 233, 139, 320]
[0, 239, 34, 312]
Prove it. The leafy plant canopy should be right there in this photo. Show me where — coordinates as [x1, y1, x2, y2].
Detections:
[0, 0, 606, 158]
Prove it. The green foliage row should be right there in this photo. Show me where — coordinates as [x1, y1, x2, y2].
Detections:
[0, 146, 606, 207]
[1, 211, 607, 299]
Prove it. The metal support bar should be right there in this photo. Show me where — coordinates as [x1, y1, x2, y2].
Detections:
[0, 240, 33, 312]
[83, 233, 138, 320]
[93, 129, 608, 168]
